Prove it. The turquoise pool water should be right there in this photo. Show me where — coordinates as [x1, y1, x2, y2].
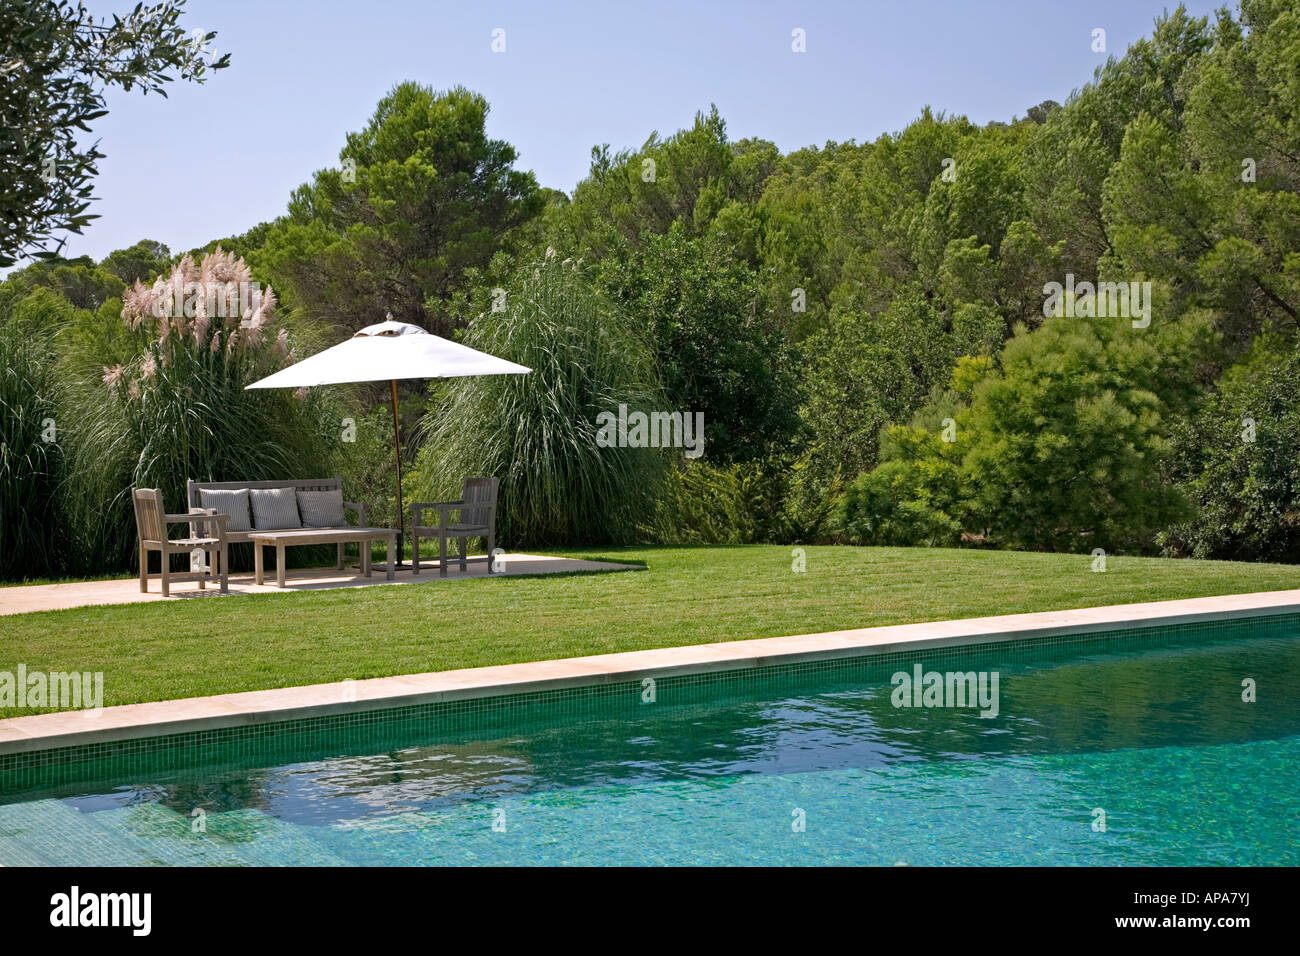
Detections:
[1, 619, 1298, 865]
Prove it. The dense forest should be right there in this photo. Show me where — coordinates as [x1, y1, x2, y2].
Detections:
[3, 0, 1298, 580]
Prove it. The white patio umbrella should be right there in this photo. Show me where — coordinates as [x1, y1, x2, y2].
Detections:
[246, 317, 529, 566]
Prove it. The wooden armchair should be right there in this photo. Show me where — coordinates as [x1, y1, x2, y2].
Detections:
[410, 477, 499, 577]
[132, 487, 230, 596]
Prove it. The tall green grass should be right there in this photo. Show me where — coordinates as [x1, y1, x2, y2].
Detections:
[0, 320, 63, 578]
[411, 255, 667, 545]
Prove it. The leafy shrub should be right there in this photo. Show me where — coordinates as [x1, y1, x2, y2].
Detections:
[798, 287, 996, 496]
[840, 312, 1195, 555]
[652, 461, 749, 544]
[1162, 346, 1300, 561]
[961, 316, 1188, 552]
[595, 224, 800, 462]
[652, 452, 835, 545]
[834, 459, 962, 547]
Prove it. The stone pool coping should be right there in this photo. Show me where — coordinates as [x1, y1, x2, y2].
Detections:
[3, 587, 1299, 757]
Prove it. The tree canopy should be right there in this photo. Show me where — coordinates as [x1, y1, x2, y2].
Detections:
[0, 0, 227, 266]
[255, 83, 543, 335]
[5, 1, 1300, 567]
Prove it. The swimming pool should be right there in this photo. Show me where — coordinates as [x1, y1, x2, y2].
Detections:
[1, 614, 1297, 865]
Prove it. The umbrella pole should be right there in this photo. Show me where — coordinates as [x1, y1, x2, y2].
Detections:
[389, 378, 407, 568]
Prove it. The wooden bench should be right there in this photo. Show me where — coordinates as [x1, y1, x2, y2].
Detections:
[186, 477, 374, 573]
[249, 527, 397, 587]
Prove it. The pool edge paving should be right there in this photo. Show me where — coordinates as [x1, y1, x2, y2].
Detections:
[4, 587, 1299, 761]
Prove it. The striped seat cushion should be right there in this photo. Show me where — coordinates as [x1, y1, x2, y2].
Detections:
[248, 487, 302, 530]
[297, 489, 346, 528]
[197, 489, 251, 532]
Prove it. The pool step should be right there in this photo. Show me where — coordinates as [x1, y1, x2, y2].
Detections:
[0, 805, 59, 866]
[79, 802, 355, 866]
[0, 798, 166, 866]
[0, 797, 356, 867]
[204, 810, 354, 866]
[118, 802, 270, 866]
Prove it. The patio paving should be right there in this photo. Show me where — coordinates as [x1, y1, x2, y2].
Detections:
[0, 553, 638, 617]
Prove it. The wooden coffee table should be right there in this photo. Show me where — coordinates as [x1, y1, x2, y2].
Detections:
[250, 527, 398, 587]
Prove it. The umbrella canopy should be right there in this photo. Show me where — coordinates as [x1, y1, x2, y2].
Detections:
[245, 319, 529, 569]
[245, 319, 530, 389]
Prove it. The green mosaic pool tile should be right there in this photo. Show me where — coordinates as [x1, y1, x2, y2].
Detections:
[1, 610, 1294, 800]
[204, 810, 352, 866]
[0, 797, 166, 866]
[0, 808, 57, 865]
[115, 802, 254, 867]
[0, 838, 53, 865]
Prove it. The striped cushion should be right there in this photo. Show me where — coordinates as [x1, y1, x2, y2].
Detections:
[248, 487, 301, 530]
[197, 489, 251, 532]
[297, 489, 346, 528]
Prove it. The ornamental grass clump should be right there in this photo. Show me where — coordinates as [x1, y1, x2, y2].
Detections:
[62, 249, 338, 572]
[411, 253, 667, 546]
[0, 320, 64, 579]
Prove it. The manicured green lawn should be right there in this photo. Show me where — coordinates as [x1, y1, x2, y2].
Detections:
[4, 544, 1300, 713]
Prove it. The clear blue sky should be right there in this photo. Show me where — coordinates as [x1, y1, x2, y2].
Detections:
[59, 0, 1223, 263]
